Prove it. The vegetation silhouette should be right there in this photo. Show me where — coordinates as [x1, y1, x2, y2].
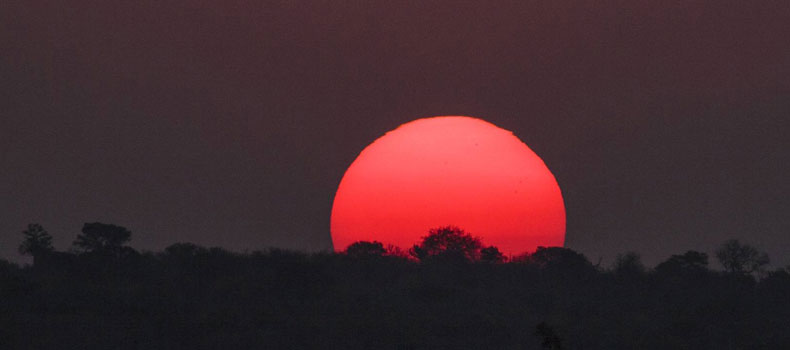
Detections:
[2, 222, 789, 349]
[73, 222, 132, 254]
[715, 239, 770, 276]
[344, 240, 388, 259]
[480, 245, 506, 263]
[612, 252, 646, 279]
[18, 223, 53, 265]
[655, 250, 710, 275]
[409, 225, 483, 262]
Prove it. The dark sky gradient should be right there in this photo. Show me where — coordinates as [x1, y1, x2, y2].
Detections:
[2, 0, 789, 266]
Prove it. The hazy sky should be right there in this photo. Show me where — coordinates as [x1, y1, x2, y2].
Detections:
[2, 0, 789, 266]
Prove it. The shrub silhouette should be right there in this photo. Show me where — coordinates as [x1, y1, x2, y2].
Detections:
[164, 242, 208, 258]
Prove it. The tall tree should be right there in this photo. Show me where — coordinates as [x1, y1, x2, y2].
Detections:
[18, 223, 54, 264]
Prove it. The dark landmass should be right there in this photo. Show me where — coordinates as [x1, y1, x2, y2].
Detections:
[2, 223, 789, 349]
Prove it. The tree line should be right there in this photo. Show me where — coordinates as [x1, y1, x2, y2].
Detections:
[2, 223, 789, 349]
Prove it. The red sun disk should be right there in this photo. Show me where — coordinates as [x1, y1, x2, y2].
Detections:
[330, 116, 565, 256]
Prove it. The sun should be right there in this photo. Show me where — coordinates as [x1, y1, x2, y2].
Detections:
[330, 116, 565, 256]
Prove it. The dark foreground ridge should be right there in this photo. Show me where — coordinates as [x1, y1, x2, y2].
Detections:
[2, 224, 789, 349]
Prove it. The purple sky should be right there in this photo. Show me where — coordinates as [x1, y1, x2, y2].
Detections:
[2, 0, 789, 266]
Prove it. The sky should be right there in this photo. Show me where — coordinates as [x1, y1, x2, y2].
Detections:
[1, 0, 789, 266]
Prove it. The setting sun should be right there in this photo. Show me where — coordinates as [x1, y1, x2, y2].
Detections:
[330, 116, 566, 256]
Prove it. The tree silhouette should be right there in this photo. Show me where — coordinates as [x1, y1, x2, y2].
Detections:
[715, 239, 769, 275]
[164, 242, 208, 258]
[655, 250, 709, 275]
[72, 222, 132, 255]
[409, 226, 483, 262]
[384, 244, 408, 259]
[613, 252, 646, 276]
[480, 246, 506, 263]
[344, 241, 387, 259]
[18, 223, 53, 264]
[523, 246, 595, 273]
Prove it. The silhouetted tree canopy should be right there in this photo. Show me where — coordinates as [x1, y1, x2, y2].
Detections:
[344, 241, 387, 259]
[715, 239, 769, 275]
[480, 246, 506, 263]
[72, 222, 132, 254]
[18, 223, 53, 262]
[409, 226, 483, 262]
[520, 246, 596, 275]
[655, 250, 709, 275]
[613, 252, 646, 277]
